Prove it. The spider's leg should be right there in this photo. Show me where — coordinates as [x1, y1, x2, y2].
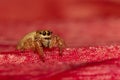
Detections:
[51, 35, 65, 56]
[27, 38, 36, 51]
[57, 38, 65, 56]
[23, 39, 31, 50]
[34, 40, 45, 62]
[49, 36, 57, 48]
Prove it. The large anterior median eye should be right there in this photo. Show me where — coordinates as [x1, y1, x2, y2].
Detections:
[42, 31, 46, 36]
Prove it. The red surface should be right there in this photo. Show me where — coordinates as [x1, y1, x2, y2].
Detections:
[1, 45, 120, 80]
[0, 0, 120, 80]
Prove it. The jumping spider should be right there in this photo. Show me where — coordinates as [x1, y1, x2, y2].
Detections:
[17, 30, 65, 62]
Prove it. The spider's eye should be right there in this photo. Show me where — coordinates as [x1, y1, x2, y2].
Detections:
[47, 31, 51, 35]
[42, 31, 46, 36]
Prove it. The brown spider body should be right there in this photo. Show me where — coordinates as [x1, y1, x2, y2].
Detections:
[17, 30, 65, 62]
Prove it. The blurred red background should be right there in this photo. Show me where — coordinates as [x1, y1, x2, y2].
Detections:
[0, 0, 120, 47]
[0, 0, 120, 21]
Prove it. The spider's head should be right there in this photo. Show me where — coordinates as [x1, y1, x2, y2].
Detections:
[36, 30, 53, 40]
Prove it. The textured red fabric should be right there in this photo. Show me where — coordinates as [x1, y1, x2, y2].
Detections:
[0, 44, 120, 80]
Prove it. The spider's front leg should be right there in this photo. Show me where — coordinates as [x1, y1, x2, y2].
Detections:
[50, 35, 65, 56]
[57, 37, 65, 56]
[34, 39, 45, 62]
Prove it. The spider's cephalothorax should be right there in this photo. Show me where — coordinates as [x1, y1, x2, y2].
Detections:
[36, 30, 52, 47]
[17, 30, 65, 62]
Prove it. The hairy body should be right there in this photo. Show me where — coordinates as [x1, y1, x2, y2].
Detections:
[17, 30, 65, 62]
